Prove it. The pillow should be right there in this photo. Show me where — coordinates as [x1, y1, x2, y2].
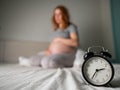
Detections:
[73, 49, 85, 68]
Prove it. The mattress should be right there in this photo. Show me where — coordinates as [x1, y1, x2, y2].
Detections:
[0, 63, 120, 90]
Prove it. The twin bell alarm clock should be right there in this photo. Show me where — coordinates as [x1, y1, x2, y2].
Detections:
[82, 46, 114, 86]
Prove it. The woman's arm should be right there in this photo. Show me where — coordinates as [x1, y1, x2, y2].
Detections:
[54, 32, 79, 48]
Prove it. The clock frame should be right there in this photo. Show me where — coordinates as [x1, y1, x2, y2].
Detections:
[82, 46, 114, 86]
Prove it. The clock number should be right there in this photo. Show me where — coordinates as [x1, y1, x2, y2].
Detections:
[105, 64, 107, 67]
[95, 60, 97, 62]
[100, 60, 103, 63]
[106, 74, 109, 77]
[102, 78, 105, 82]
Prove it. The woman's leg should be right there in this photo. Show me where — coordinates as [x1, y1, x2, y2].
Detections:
[19, 54, 45, 66]
[41, 55, 63, 68]
[29, 54, 45, 66]
[41, 53, 76, 68]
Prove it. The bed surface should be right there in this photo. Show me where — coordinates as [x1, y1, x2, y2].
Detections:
[0, 63, 120, 90]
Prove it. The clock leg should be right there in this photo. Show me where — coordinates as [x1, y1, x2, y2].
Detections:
[105, 83, 112, 87]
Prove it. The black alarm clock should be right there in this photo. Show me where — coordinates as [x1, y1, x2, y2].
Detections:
[82, 46, 114, 86]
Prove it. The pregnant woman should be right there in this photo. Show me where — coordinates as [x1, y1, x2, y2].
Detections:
[19, 5, 79, 68]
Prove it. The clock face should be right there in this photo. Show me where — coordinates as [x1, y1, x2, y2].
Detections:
[82, 56, 114, 86]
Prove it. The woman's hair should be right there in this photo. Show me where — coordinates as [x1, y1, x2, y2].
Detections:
[52, 5, 70, 30]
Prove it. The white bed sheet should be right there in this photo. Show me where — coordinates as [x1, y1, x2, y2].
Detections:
[0, 63, 120, 90]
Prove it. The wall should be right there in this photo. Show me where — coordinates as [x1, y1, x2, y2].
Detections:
[100, 0, 115, 58]
[0, 40, 49, 62]
[0, 0, 115, 60]
[110, 0, 120, 62]
[0, 0, 103, 46]
[0, 40, 4, 62]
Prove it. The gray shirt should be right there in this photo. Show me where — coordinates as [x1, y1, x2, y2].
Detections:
[51, 24, 78, 40]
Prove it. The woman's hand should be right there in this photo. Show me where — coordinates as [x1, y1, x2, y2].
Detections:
[53, 32, 79, 48]
[45, 49, 51, 56]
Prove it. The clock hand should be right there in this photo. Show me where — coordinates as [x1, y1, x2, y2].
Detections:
[91, 68, 105, 79]
[92, 69, 98, 79]
[92, 71, 96, 79]
[97, 68, 105, 71]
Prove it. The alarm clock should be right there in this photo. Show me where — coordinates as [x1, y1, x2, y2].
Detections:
[82, 46, 114, 86]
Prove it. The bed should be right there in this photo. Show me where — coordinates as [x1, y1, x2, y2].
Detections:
[0, 63, 120, 90]
[0, 40, 120, 90]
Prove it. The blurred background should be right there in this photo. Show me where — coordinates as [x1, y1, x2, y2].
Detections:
[0, 0, 119, 63]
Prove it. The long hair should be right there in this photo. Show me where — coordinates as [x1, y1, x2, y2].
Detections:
[52, 5, 70, 30]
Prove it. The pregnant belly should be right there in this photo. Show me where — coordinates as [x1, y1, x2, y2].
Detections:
[49, 41, 75, 54]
